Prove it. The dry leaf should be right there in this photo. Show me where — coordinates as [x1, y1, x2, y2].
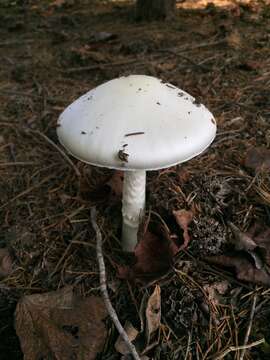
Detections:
[226, 29, 242, 49]
[115, 321, 139, 355]
[229, 222, 257, 251]
[145, 286, 161, 344]
[106, 170, 124, 196]
[206, 255, 270, 286]
[207, 223, 270, 286]
[245, 147, 270, 172]
[117, 214, 181, 281]
[15, 286, 107, 360]
[203, 280, 229, 306]
[173, 209, 193, 249]
[229, 222, 262, 269]
[91, 31, 117, 42]
[118, 227, 177, 281]
[0, 248, 13, 279]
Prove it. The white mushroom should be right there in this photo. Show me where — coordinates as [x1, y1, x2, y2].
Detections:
[57, 75, 216, 251]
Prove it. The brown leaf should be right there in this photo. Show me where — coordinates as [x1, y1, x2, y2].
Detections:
[173, 209, 193, 249]
[226, 29, 242, 49]
[145, 286, 161, 344]
[15, 286, 107, 360]
[206, 255, 270, 286]
[203, 280, 229, 306]
[0, 248, 13, 279]
[228, 222, 257, 251]
[106, 170, 124, 196]
[118, 225, 177, 281]
[115, 321, 139, 355]
[245, 147, 270, 172]
[247, 224, 270, 265]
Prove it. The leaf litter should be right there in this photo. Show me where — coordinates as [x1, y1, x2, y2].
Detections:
[206, 222, 270, 286]
[15, 286, 107, 360]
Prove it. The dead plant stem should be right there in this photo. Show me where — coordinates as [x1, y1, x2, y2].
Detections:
[32, 130, 81, 178]
[91, 207, 141, 360]
[239, 291, 258, 360]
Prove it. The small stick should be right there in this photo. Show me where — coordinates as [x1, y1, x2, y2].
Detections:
[0, 161, 37, 166]
[32, 130, 81, 178]
[90, 207, 141, 360]
[213, 339, 265, 360]
[239, 291, 258, 360]
[65, 59, 139, 73]
[0, 39, 34, 46]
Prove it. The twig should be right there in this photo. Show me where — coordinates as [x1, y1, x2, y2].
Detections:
[157, 48, 210, 72]
[184, 331, 193, 360]
[213, 339, 265, 360]
[0, 161, 37, 166]
[90, 207, 141, 360]
[239, 291, 258, 360]
[0, 39, 34, 46]
[65, 58, 140, 73]
[31, 130, 81, 178]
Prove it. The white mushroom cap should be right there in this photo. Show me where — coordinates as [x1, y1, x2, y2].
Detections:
[57, 75, 216, 171]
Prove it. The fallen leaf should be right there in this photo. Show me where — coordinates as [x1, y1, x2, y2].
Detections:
[247, 224, 270, 265]
[203, 280, 229, 306]
[106, 170, 124, 196]
[115, 321, 139, 355]
[226, 29, 242, 49]
[228, 222, 257, 251]
[118, 227, 177, 281]
[173, 209, 193, 249]
[71, 46, 108, 63]
[91, 31, 118, 42]
[0, 248, 13, 279]
[245, 147, 270, 172]
[229, 222, 262, 269]
[145, 286, 161, 344]
[206, 255, 270, 286]
[15, 286, 107, 360]
[207, 222, 270, 286]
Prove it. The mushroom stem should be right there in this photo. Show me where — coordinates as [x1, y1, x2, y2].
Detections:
[122, 170, 146, 251]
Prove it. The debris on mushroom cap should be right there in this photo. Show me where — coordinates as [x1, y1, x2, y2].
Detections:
[57, 75, 216, 171]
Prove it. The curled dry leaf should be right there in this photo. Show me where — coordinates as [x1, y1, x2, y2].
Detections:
[0, 248, 13, 279]
[173, 209, 194, 249]
[207, 223, 270, 286]
[118, 227, 177, 281]
[206, 255, 270, 286]
[245, 147, 270, 172]
[228, 222, 257, 251]
[115, 321, 139, 355]
[229, 222, 263, 269]
[145, 285, 161, 345]
[15, 286, 107, 360]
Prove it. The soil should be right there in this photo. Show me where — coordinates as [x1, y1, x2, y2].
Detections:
[0, 0, 270, 359]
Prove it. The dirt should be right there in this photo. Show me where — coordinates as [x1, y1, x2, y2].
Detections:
[0, 0, 270, 358]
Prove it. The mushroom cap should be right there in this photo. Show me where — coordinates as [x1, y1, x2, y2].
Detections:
[57, 75, 216, 171]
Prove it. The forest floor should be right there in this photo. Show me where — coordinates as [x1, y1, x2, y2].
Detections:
[0, 0, 270, 359]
